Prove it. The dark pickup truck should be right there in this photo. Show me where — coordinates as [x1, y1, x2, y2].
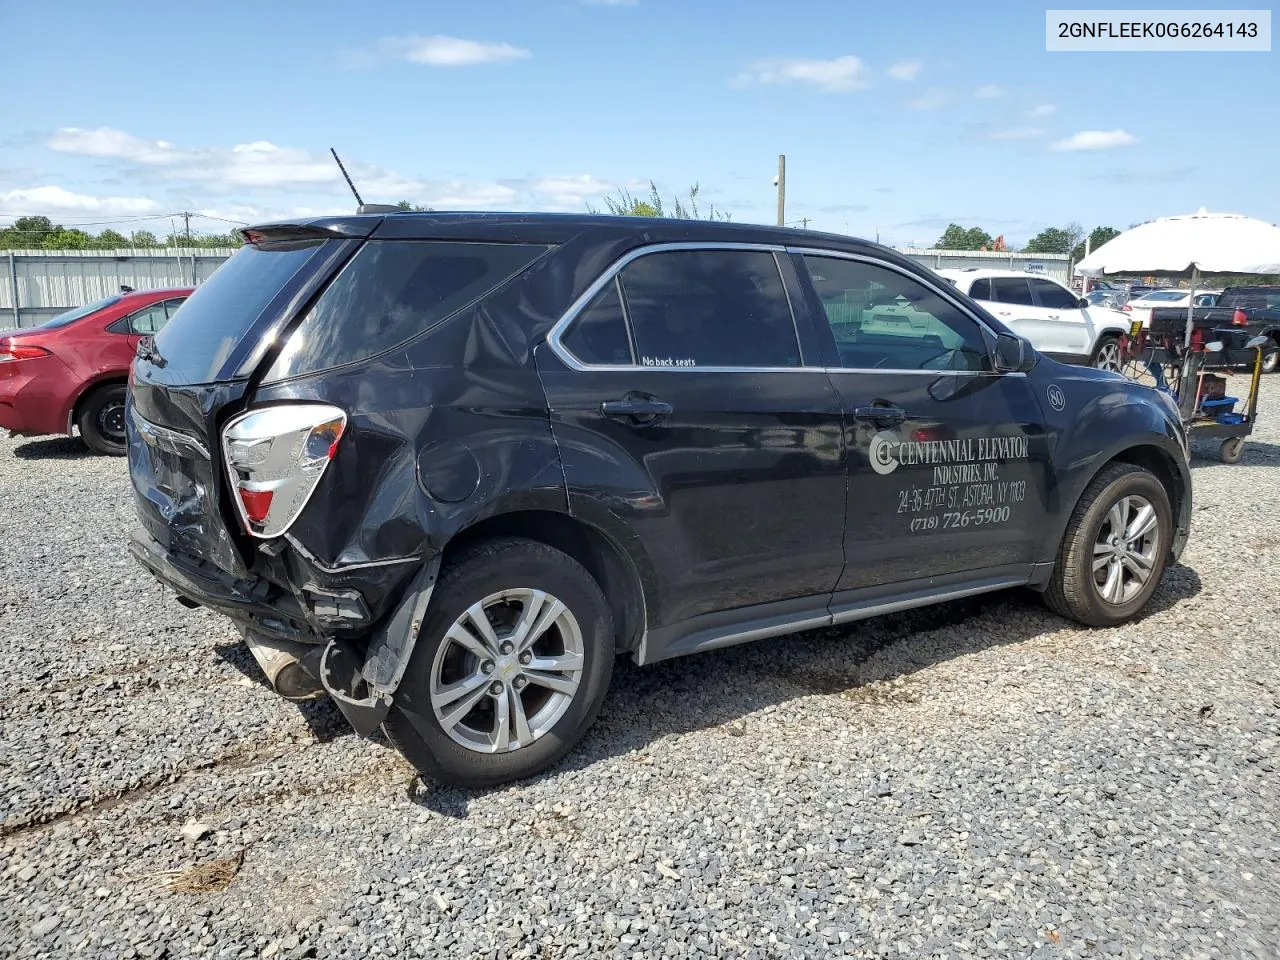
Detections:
[1150, 286, 1280, 373]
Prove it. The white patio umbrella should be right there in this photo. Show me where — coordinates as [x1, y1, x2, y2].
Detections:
[1076, 209, 1280, 348]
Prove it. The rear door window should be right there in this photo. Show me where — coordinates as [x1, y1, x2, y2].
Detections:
[989, 277, 1035, 306]
[561, 280, 634, 366]
[616, 249, 801, 368]
[267, 240, 550, 381]
[968, 278, 992, 300]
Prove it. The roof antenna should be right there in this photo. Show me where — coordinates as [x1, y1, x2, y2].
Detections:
[330, 147, 364, 208]
[331, 147, 403, 215]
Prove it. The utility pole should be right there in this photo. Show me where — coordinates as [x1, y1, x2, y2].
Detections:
[775, 154, 786, 227]
[182, 212, 192, 247]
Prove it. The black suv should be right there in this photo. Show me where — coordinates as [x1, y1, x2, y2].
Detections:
[126, 213, 1192, 787]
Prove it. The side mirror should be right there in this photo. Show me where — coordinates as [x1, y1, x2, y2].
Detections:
[1246, 335, 1269, 350]
[993, 332, 1036, 373]
[1078, 297, 1090, 308]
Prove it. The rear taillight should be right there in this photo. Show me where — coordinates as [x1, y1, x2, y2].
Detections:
[1121, 304, 1131, 312]
[1233, 308, 1249, 326]
[221, 404, 346, 538]
[0, 341, 51, 363]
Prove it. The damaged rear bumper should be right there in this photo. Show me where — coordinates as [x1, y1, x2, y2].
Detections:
[129, 527, 440, 738]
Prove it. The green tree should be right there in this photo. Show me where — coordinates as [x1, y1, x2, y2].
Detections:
[95, 229, 128, 248]
[130, 230, 160, 247]
[1023, 227, 1073, 254]
[589, 181, 730, 221]
[933, 223, 994, 250]
[1071, 225, 1121, 262]
[0, 216, 57, 248]
[42, 228, 93, 250]
[395, 199, 433, 211]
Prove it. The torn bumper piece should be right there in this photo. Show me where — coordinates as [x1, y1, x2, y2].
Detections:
[128, 529, 312, 642]
[320, 557, 440, 737]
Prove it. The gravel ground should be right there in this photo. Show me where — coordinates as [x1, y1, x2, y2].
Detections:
[2, 378, 1278, 960]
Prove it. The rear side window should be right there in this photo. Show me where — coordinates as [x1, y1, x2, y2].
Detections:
[968, 278, 991, 300]
[153, 242, 325, 384]
[267, 241, 549, 381]
[618, 249, 800, 368]
[989, 277, 1035, 306]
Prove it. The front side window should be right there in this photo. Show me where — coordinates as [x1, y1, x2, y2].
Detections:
[1030, 279, 1079, 310]
[617, 249, 801, 368]
[989, 277, 1035, 306]
[802, 255, 989, 372]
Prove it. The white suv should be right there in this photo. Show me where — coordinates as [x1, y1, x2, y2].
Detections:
[936, 268, 1129, 371]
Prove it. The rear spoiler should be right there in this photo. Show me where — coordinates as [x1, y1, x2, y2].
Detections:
[237, 216, 383, 245]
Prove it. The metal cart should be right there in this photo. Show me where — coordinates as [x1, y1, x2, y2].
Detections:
[1118, 315, 1270, 464]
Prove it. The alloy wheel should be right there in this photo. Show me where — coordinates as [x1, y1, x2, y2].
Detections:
[1091, 495, 1160, 605]
[429, 588, 584, 754]
[1093, 339, 1122, 372]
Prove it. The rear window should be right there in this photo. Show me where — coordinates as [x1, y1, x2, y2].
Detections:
[152, 241, 325, 383]
[38, 295, 122, 329]
[266, 240, 550, 381]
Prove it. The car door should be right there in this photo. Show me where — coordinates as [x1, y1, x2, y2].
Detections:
[791, 250, 1053, 606]
[985, 276, 1058, 351]
[535, 244, 847, 639]
[1030, 277, 1091, 357]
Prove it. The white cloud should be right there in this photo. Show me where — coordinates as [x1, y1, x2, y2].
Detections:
[0, 186, 162, 216]
[906, 88, 952, 110]
[347, 34, 531, 68]
[1027, 103, 1056, 118]
[47, 128, 190, 165]
[734, 55, 869, 92]
[988, 127, 1046, 141]
[1050, 129, 1138, 151]
[975, 84, 1004, 99]
[886, 60, 921, 81]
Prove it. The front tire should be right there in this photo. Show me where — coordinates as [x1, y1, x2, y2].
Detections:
[1261, 344, 1279, 375]
[1089, 334, 1123, 373]
[76, 383, 128, 456]
[1044, 463, 1172, 626]
[384, 538, 615, 788]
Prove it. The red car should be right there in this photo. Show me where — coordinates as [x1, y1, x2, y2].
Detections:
[0, 287, 192, 454]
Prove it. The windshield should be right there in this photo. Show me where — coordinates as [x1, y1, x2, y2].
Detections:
[37, 295, 122, 330]
[151, 240, 327, 384]
[1140, 291, 1187, 302]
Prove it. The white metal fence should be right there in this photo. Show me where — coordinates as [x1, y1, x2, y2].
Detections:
[1, 245, 1073, 329]
[1, 248, 238, 327]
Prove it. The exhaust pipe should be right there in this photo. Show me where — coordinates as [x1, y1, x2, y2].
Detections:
[242, 631, 327, 701]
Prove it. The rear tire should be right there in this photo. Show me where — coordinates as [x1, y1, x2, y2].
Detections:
[76, 384, 128, 456]
[1044, 463, 1171, 627]
[383, 537, 615, 788]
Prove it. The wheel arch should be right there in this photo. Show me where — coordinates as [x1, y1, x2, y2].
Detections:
[65, 373, 129, 434]
[439, 509, 649, 656]
[1040, 438, 1191, 577]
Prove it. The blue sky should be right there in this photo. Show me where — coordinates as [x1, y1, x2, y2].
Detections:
[2, 0, 1276, 247]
